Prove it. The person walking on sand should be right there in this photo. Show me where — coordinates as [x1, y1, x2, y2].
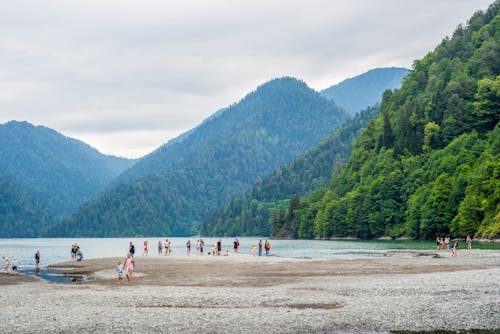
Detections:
[158, 241, 163, 255]
[35, 250, 40, 269]
[2, 256, 9, 273]
[116, 260, 124, 283]
[466, 234, 472, 253]
[258, 240, 263, 256]
[129, 241, 136, 258]
[186, 240, 191, 256]
[265, 240, 271, 256]
[125, 253, 134, 283]
[143, 240, 149, 256]
[451, 241, 459, 257]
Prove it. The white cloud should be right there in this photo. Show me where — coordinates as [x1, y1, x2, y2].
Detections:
[0, 0, 493, 158]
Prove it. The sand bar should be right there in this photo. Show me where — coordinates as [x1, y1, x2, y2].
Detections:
[0, 250, 499, 333]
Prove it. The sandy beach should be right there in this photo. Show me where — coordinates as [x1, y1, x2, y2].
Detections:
[0, 250, 499, 333]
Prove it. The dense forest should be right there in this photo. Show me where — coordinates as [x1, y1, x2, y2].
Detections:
[0, 121, 135, 215]
[203, 105, 381, 237]
[273, 3, 499, 240]
[320, 67, 409, 115]
[49, 78, 348, 237]
[0, 175, 52, 237]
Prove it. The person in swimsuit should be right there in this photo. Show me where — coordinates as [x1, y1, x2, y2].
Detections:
[186, 240, 191, 256]
[466, 234, 472, 252]
[143, 240, 148, 256]
[125, 253, 134, 283]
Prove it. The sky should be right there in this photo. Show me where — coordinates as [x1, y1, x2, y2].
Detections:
[0, 0, 494, 158]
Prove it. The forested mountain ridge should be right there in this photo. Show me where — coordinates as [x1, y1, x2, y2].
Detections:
[203, 105, 381, 237]
[50, 77, 349, 237]
[0, 175, 52, 237]
[0, 121, 135, 215]
[274, 3, 500, 240]
[321, 67, 409, 115]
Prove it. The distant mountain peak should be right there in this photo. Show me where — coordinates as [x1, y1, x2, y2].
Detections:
[321, 67, 409, 115]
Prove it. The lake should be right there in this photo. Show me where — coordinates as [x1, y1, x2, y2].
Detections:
[1, 237, 498, 270]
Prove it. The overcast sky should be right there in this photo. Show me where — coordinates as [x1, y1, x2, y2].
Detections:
[0, 0, 493, 158]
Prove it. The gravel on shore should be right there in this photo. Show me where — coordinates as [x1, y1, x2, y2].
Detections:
[0, 250, 499, 333]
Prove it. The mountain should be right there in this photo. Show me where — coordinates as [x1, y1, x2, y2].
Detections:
[203, 104, 381, 237]
[0, 121, 136, 215]
[275, 3, 500, 239]
[0, 175, 52, 237]
[52, 77, 348, 237]
[321, 67, 409, 115]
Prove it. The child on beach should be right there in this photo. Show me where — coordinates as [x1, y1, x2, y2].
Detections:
[125, 253, 134, 283]
[116, 260, 124, 283]
[11, 258, 18, 272]
[143, 240, 148, 256]
[252, 245, 256, 256]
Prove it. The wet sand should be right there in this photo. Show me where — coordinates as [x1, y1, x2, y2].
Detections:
[0, 250, 499, 333]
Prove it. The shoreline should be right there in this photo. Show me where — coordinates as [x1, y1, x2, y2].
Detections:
[0, 250, 499, 332]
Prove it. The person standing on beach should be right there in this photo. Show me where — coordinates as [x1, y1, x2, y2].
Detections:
[129, 242, 136, 258]
[35, 250, 40, 269]
[125, 253, 134, 283]
[158, 241, 163, 255]
[258, 240, 263, 256]
[11, 258, 18, 272]
[143, 241, 149, 256]
[252, 245, 257, 256]
[466, 234, 472, 253]
[217, 239, 222, 256]
[451, 241, 459, 257]
[116, 260, 124, 283]
[186, 240, 191, 256]
[200, 239, 204, 255]
[2, 256, 9, 273]
[265, 240, 271, 256]
[233, 239, 238, 253]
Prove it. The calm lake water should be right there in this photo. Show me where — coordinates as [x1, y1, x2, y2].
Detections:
[1, 237, 499, 270]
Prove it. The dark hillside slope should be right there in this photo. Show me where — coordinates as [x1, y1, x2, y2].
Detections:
[279, 3, 499, 240]
[54, 77, 348, 236]
[0, 121, 135, 215]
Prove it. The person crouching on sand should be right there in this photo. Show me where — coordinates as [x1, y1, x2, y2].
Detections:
[125, 253, 134, 283]
[116, 260, 124, 283]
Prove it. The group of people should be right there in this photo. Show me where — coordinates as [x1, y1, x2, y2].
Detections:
[252, 239, 271, 256]
[70, 244, 83, 261]
[435, 234, 473, 257]
[2, 256, 18, 273]
[116, 238, 272, 283]
[1, 250, 40, 273]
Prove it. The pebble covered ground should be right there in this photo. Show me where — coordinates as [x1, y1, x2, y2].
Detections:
[0, 252, 499, 333]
